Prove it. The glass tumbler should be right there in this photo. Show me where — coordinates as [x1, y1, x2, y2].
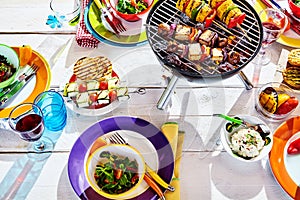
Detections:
[34, 90, 67, 132]
[50, 0, 80, 26]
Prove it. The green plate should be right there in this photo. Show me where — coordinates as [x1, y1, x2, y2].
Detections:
[85, 1, 148, 47]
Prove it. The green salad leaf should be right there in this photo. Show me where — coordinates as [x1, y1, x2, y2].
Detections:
[94, 151, 140, 194]
[116, 0, 148, 14]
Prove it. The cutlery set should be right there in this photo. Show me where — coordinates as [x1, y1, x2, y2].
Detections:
[0, 64, 38, 107]
[94, 0, 126, 36]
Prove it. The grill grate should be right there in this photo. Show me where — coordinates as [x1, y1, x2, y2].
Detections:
[146, 0, 263, 78]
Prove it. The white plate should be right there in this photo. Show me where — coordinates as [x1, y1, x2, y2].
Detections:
[284, 131, 300, 186]
[61, 61, 128, 116]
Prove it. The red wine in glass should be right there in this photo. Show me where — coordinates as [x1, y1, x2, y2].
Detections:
[15, 114, 44, 142]
[262, 22, 281, 46]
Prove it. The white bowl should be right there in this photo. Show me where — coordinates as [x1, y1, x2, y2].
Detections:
[220, 115, 273, 162]
[85, 144, 145, 199]
[255, 82, 298, 121]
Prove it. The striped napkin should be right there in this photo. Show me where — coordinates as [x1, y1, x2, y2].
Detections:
[75, 0, 100, 48]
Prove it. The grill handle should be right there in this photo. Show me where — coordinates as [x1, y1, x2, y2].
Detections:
[238, 71, 253, 90]
[157, 75, 179, 110]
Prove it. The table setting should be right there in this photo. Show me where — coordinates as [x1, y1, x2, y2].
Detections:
[1, 0, 300, 199]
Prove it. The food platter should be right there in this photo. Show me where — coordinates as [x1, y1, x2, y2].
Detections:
[269, 116, 300, 199]
[0, 47, 51, 118]
[61, 56, 129, 116]
[84, 1, 148, 47]
[254, 1, 300, 48]
[68, 116, 174, 199]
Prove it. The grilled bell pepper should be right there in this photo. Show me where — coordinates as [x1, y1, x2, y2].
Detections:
[191, 0, 205, 20]
[205, 9, 216, 27]
[227, 12, 246, 28]
[275, 97, 298, 115]
[287, 137, 300, 155]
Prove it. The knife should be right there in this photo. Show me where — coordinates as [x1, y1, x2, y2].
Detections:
[0, 72, 35, 107]
[260, 0, 300, 35]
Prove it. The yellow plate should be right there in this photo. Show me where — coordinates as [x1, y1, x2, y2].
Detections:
[269, 116, 300, 199]
[0, 47, 51, 118]
[255, 1, 300, 48]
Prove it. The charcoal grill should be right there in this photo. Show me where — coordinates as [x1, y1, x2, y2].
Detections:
[145, 0, 263, 109]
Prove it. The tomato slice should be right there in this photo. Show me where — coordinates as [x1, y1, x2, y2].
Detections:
[287, 137, 300, 155]
[130, 0, 137, 8]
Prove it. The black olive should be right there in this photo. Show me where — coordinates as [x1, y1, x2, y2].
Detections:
[226, 123, 233, 132]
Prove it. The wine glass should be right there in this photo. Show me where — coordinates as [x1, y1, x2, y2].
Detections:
[8, 103, 54, 152]
[253, 8, 288, 66]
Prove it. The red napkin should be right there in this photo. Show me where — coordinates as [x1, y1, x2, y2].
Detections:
[76, 0, 100, 48]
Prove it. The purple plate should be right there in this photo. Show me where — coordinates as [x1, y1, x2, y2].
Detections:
[68, 116, 174, 199]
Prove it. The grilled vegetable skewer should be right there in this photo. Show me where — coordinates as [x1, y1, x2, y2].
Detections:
[176, 0, 246, 29]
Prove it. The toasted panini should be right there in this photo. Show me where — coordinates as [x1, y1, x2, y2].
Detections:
[73, 56, 112, 81]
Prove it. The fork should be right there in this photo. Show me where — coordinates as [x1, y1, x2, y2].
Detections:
[103, 0, 126, 33]
[0, 64, 39, 98]
[108, 132, 175, 192]
[94, 0, 126, 35]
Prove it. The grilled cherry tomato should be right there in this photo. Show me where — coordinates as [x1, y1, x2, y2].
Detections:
[109, 90, 118, 102]
[78, 83, 87, 92]
[89, 93, 98, 102]
[227, 13, 246, 28]
[99, 80, 108, 90]
[275, 97, 299, 115]
[287, 137, 300, 155]
[205, 9, 216, 28]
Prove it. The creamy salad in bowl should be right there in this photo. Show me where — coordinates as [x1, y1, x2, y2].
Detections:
[220, 115, 273, 162]
[230, 128, 265, 159]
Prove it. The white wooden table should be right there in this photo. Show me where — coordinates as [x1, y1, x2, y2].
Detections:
[0, 0, 299, 199]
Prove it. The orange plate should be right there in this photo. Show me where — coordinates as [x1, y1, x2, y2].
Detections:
[269, 116, 300, 199]
[0, 47, 51, 118]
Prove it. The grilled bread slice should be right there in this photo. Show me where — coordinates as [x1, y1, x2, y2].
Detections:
[73, 56, 112, 81]
[282, 66, 300, 90]
[288, 49, 300, 67]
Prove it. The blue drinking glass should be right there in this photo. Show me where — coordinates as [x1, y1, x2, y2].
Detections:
[34, 90, 67, 132]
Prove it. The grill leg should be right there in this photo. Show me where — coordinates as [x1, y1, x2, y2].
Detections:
[238, 71, 253, 90]
[157, 75, 178, 110]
